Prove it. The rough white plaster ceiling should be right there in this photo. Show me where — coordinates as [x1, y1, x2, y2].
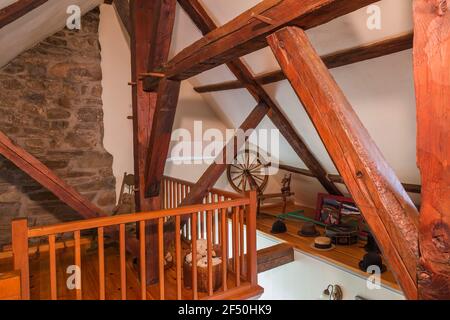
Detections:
[0, 0, 102, 68]
[170, 0, 420, 201]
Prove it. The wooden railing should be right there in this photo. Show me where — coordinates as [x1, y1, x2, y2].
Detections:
[161, 176, 244, 210]
[11, 189, 258, 300]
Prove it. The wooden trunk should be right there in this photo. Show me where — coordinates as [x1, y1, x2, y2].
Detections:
[183, 260, 223, 293]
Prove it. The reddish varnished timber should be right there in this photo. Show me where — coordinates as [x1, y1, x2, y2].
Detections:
[413, 0, 450, 300]
[268, 27, 419, 299]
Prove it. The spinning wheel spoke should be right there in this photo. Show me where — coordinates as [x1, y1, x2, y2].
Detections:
[227, 149, 269, 194]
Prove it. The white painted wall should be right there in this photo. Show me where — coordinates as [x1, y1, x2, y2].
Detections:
[98, 4, 230, 198]
[170, 0, 420, 208]
[256, 232, 405, 300]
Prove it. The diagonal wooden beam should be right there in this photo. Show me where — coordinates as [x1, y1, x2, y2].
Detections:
[144, 78, 181, 197]
[0, 0, 47, 29]
[194, 32, 414, 93]
[144, 0, 379, 89]
[0, 131, 104, 219]
[413, 0, 450, 300]
[178, 0, 341, 196]
[0, 130, 141, 256]
[268, 27, 419, 299]
[181, 103, 270, 205]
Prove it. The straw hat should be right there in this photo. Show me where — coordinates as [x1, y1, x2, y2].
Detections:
[311, 236, 335, 251]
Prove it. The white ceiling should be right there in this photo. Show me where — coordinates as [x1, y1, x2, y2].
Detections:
[0, 0, 420, 205]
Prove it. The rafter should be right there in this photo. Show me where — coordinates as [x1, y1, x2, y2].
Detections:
[178, 0, 341, 196]
[144, 0, 379, 90]
[0, 0, 47, 29]
[194, 32, 413, 93]
[268, 27, 419, 299]
[182, 103, 270, 206]
[106, 0, 131, 37]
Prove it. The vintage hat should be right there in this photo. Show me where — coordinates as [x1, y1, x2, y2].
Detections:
[271, 219, 287, 234]
[298, 222, 320, 237]
[359, 252, 387, 273]
[311, 236, 335, 251]
[364, 234, 381, 254]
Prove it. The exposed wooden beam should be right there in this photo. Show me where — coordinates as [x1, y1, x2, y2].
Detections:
[109, 0, 131, 37]
[327, 174, 421, 194]
[0, 131, 104, 219]
[130, 0, 177, 283]
[181, 103, 270, 206]
[257, 243, 294, 273]
[0, 0, 47, 29]
[194, 32, 414, 93]
[413, 0, 450, 300]
[268, 27, 419, 299]
[0, 130, 141, 257]
[144, 79, 181, 197]
[144, 0, 379, 90]
[178, 0, 341, 196]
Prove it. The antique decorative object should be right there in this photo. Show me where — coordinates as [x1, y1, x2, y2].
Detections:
[271, 219, 287, 234]
[311, 236, 335, 251]
[298, 222, 321, 237]
[359, 252, 387, 274]
[325, 224, 359, 246]
[183, 240, 223, 292]
[315, 193, 361, 226]
[226, 149, 269, 193]
[322, 284, 343, 300]
[365, 234, 381, 254]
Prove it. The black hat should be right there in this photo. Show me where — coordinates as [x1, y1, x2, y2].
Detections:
[364, 234, 381, 253]
[298, 222, 320, 237]
[271, 219, 287, 234]
[359, 252, 387, 273]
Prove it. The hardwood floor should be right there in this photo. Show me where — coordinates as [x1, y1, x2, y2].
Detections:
[0, 241, 262, 300]
[258, 202, 400, 291]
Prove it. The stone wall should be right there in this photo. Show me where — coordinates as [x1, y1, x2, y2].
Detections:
[0, 8, 116, 247]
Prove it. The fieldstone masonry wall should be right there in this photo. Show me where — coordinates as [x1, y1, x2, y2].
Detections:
[0, 8, 116, 247]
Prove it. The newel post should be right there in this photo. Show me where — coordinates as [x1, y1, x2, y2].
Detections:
[246, 190, 258, 286]
[11, 218, 30, 300]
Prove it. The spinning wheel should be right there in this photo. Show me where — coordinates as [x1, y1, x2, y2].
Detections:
[227, 150, 269, 193]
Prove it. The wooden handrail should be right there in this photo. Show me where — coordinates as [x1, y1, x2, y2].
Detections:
[11, 189, 259, 300]
[28, 198, 249, 238]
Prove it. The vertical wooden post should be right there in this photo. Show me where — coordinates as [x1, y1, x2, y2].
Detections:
[247, 191, 258, 286]
[11, 218, 30, 300]
[413, 0, 450, 300]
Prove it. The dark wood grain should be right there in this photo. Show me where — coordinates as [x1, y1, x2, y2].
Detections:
[413, 0, 450, 300]
[144, 0, 379, 88]
[268, 27, 419, 299]
[178, 0, 341, 195]
[0, 0, 47, 28]
[194, 32, 414, 93]
[130, 0, 177, 283]
[257, 243, 294, 273]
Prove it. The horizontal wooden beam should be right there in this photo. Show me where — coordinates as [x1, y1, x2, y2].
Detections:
[178, 0, 341, 196]
[257, 243, 294, 273]
[194, 32, 414, 93]
[143, 0, 379, 90]
[0, 0, 47, 28]
[268, 27, 419, 299]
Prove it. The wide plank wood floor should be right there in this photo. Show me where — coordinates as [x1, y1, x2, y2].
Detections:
[258, 202, 400, 291]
